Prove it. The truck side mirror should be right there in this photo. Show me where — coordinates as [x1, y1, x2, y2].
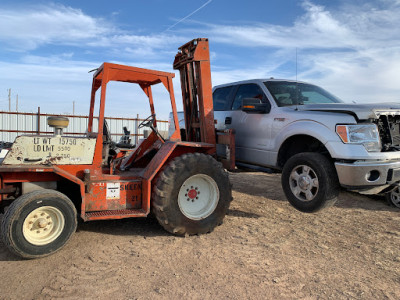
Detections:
[242, 98, 269, 113]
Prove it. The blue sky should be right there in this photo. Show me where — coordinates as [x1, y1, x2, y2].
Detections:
[1, 0, 400, 119]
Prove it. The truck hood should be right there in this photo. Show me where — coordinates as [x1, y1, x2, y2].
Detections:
[296, 102, 400, 120]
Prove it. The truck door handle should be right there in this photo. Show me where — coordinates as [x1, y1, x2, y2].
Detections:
[225, 117, 232, 125]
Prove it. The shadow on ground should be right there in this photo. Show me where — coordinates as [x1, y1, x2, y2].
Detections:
[76, 215, 168, 237]
[227, 208, 262, 219]
[230, 171, 399, 212]
[0, 214, 168, 262]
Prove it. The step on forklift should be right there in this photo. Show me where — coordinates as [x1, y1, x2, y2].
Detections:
[0, 38, 235, 259]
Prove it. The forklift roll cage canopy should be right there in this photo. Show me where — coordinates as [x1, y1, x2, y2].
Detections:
[87, 62, 182, 144]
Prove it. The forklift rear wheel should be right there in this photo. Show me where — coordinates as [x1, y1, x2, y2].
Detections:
[152, 153, 232, 236]
[1, 190, 77, 259]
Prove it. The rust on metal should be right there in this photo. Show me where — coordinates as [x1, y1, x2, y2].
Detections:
[216, 129, 236, 171]
[84, 180, 142, 212]
[0, 39, 228, 225]
[0, 186, 17, 194]
[173, 38, 216, 145]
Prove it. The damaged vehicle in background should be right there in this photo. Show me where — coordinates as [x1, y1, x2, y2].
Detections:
[170, 79, 400, 211]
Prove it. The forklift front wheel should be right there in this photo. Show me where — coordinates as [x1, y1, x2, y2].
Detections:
[1, 190, 77, 259]
[177, 174, 219, 220]
[152, 153, 232, 236]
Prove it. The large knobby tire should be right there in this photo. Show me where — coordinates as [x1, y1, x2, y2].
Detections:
[152, 153, 232, 236]
[281, 152, 339, 213]
[1, 190, 77, 259]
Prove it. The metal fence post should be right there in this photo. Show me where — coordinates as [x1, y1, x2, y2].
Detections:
[37, 107, 41, 134]
[135, 114, 139, 145]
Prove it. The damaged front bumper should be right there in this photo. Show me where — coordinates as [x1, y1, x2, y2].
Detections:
[335, 160, 400, 194]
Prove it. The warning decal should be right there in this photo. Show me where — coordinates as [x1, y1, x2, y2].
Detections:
[106, 183, 120, 200]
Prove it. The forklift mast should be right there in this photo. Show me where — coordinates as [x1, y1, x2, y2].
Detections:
[173, 38, 216, 145]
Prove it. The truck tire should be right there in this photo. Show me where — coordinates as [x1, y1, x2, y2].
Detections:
[1, 190, 77, 259]
[281, 152, 339, 213]
[152, 153, 232, 235]
[385, 187, 400, 208]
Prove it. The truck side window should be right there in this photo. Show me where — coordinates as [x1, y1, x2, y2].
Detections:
[231, 84, 266, 110]
[213, 86, 235, 111]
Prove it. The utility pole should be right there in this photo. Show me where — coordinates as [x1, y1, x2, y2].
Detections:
[16, 94, 18, 112]
[73, 101, 75, 115]
[8, 88, 11, 111]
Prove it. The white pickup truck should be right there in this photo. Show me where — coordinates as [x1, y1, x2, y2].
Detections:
[169, 79, 400, 212]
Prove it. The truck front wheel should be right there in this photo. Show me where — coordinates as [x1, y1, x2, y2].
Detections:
[152, 153, 232, 235]
[385, 187, 400, 208]
[281, 152, 339, 213]
[1, 190, 77, 259]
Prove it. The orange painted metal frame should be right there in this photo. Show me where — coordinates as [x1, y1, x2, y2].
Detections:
[87, 63, 181, 168]
[0, 63, 186, 221]
[216, 129, 236, 171]
[0, 40, 225, 223]
[79, 63, 185, 220]
[173, 38, 216, 144]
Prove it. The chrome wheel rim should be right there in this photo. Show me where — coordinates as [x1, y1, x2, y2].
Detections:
[289, 165, 319, 202]
[390, 187, 400, 208]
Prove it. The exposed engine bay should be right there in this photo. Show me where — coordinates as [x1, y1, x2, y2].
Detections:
[375, 114, 400, 152]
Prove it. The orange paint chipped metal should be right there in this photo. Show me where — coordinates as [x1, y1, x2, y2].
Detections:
[0, 38, 235, 226]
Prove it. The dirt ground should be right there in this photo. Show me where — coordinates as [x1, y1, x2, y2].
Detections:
[0, 171, 399, 300]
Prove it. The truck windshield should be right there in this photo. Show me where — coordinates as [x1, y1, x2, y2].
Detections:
[264, 81, 343, 107]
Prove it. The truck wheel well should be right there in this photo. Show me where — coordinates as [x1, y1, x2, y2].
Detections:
[277, 135, 331, 168]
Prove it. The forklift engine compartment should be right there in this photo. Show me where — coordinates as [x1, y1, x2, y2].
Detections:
[0, 38, 234, 259]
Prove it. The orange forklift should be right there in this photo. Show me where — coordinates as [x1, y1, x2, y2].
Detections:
[0, 38, 234, 259]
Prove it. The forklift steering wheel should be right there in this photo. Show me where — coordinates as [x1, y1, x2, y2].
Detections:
[138, 114, 156, 129]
